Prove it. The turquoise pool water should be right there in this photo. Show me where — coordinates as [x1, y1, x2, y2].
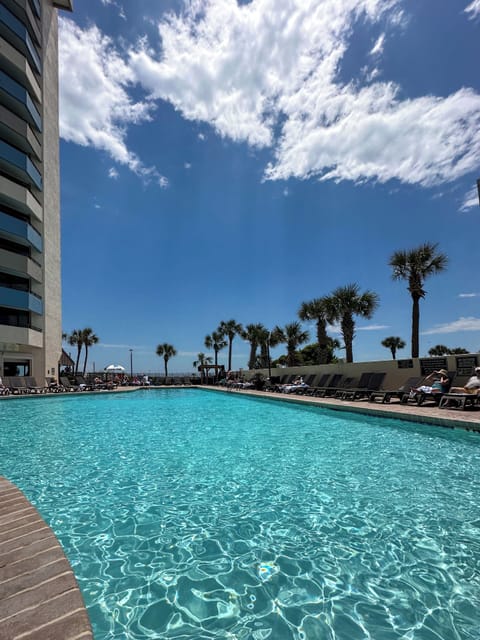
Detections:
[1, 389, 480, 639]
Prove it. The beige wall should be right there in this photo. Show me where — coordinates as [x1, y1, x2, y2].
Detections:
[247, 353, 480, 389]
[37, 1, 62, 381]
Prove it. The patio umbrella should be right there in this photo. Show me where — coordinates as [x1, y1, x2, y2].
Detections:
[104, 364, 125, 373]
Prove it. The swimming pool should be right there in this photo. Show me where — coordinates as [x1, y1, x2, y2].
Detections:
[1, 389, 479, 639]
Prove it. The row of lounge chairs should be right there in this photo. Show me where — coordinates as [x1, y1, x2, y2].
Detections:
[239, 371, 479, 411]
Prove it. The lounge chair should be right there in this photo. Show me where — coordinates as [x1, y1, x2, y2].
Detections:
[369, 376, 423, 404]
[313, 374, 344, 397]
[9, 377, 30, 394]
[25, 376, 47, 393]
[75, 376, 93, 391]
[336, 372, 373, 399]
[400, 372, 455, 406]
[60, 376, 83, 392]
[438, 391, 480, 411]
[341, 372, 386, 401]
[288, 374, 316, 395]
[330, 377, 357, 398]
[303, 374, 330, 396]
[0, 376, 11, 395]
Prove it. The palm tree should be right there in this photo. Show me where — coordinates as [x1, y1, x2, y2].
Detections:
[193, 352, 213, 368]
[428, 344, 451, 356]
[381, 336, 406, 360]
[218, 319, 244, 371]
[326, 284, 380, 363]
[298, 297, 332, 364]
[156, 343, 177, 377]
[193, 352, 213, 383]
[67, 329, 83, 374]
[242, 323, 265, 369]
[273, 322, 310, 367]
[204, 331, 227, 369]
[81, 328, 99, 375]
[389, 243, 448, 358]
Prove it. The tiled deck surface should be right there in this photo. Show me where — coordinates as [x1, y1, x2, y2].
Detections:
[0, 478, 93, 640]
[0, 384, 478, 640]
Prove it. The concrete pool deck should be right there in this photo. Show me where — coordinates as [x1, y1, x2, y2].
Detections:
[0, 383, 478, 639]
[0, 478, 93, 640]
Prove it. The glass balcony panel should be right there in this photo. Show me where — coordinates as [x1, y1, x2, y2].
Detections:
[0, 210, 42, 251]
[0, 70, 42, 131]
[0, 139, 42, 189]
[0, 285, 43, 313]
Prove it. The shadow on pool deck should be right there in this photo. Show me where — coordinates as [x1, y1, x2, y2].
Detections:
[0, 478, 93, 640]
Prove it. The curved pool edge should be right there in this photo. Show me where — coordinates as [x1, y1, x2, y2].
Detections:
[0, 477, 93, 640]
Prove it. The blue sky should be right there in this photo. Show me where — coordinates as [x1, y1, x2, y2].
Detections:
[59, 0, 480, 374]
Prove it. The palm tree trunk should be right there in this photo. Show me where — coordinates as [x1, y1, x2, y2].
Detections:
[75, 346, 82, 375]
[82, 346, 89, 375]
[248, 341, 257, 369]
[411, 295, 420, 358]
[228, 339, 233, 371]
[342, 315, 354, 363]
[164, 357, 168, 378]
[316, 320, 329, 364]
[391, 347, 396, 359]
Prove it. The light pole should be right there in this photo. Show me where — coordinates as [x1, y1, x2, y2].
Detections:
[129, 349, 133, 380]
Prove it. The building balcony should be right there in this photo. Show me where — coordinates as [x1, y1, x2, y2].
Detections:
[0, 323, 42, 348]
[0, 3, 42, 73]
[0, 68, 41, 132]
[0, 174, 42, 221]
[0, 139, 42, 190]
[0, 247, 42, 281]
[0, 209, 42, 251]
[0, 284, 42, 313]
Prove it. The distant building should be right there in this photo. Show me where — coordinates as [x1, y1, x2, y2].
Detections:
[0, 0, 72, 379]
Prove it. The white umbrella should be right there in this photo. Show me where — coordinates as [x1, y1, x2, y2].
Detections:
[104, 364, 125, 373]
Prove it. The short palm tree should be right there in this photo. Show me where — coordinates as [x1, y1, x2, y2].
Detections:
[156, 343, 177, 377]
[218, 319, 244, 371]
[325, 284, 380, 363]
[389, 243, 448, 358]
[67, 329, 83, 375]
[193, 352, 213, 383]
[204, 331, 227, 369]
[381, 336, 406, 360]
[298, 297, 332, 364]
[81, 328, 99, 375]
[273, 322, 309, 367]
[428, 344, 450, 356]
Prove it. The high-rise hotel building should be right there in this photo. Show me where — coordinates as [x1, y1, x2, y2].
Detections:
[0, 0, 71, 380]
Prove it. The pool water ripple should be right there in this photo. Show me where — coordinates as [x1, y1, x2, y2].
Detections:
[0, 389, 480, 639]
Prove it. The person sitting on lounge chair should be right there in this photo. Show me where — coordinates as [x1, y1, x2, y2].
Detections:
[450, 367, 480, 394]
[410, 369, 450, 397]
[0, 376, 10, 395]
[282, 377, 309, 393]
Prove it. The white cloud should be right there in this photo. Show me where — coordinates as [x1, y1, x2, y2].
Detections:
[357, 324, 389, 331]
[60, 1, 480, 191]
[465, 0, 480, 19]
[184, 162, 192, 169]
[422, 317, 480, 335]
[108, 167, 119, 179]
[460, 185, 479, 211]
[126, 0, 480, 189]
[59, 19, 168, 187]
[459, 293, 480, 298]
[370, 33, 385, 56]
